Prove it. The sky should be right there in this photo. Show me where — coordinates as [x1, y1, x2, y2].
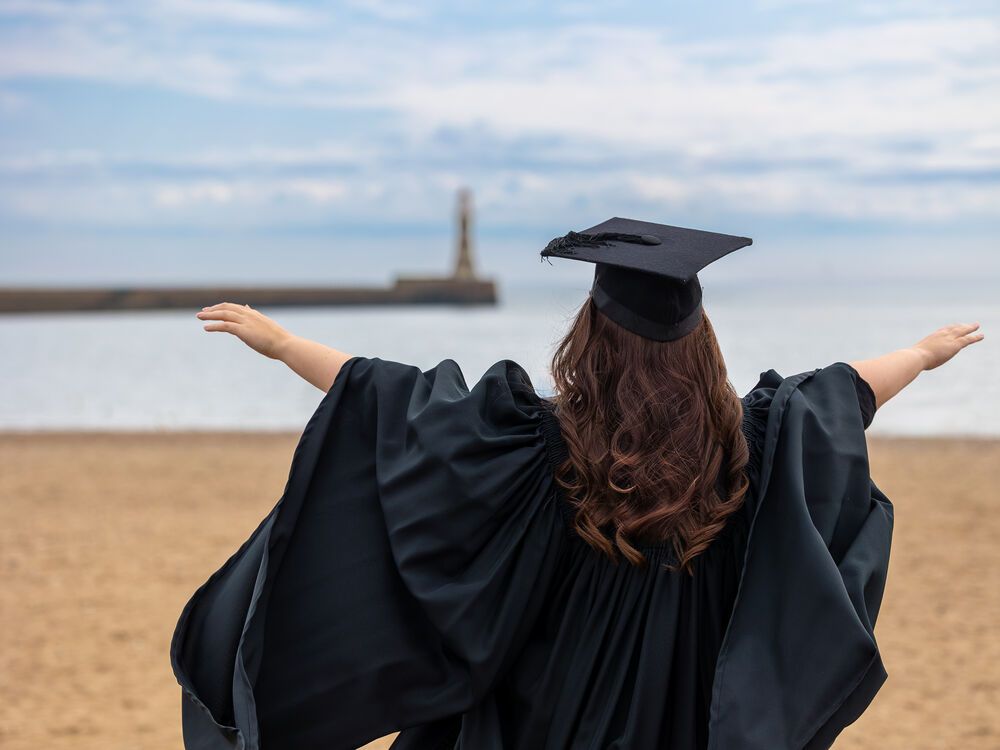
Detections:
[0, 0, 998, 286]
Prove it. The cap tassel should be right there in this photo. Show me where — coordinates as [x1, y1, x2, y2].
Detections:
[541, 230, 662, 257]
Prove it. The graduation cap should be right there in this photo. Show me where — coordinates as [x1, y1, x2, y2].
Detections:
[540, 217, 752, 341]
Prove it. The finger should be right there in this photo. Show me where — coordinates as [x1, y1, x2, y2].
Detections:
[203, 321, 239, 333]
[196, 310, 242, 322]
[959, 321, 980, 334]
[959, 331, 985, 346]
[201, 302, 246, 312]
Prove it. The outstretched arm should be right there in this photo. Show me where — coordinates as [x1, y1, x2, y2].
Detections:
[195, 302, 354, 392]
[848, 322, 984, 410]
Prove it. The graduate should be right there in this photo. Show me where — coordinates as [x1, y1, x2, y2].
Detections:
[174, 217, 984, 750]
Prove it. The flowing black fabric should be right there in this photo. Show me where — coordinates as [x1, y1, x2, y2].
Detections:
[169, 355, 892, 750]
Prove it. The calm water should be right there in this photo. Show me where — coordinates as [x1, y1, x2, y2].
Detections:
[1, 279, 997, 436]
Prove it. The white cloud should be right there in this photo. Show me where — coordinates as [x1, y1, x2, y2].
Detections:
[3, 14, 996, 153]
[153, 0, 318, 27]
[0, 143, 379, 175]
[0, 6, 998, 227]
[3, 152, 995, 229]
[0, 0, 318, 27]
[151, 178, 348, 207]
[343, 0, 427, 22]
[370, 19, 1000, 155]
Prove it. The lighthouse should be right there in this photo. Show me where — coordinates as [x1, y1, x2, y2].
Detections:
[454, 188, 476, 280]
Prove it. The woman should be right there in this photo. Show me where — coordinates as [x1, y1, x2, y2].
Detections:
[171, 221, 983, 750]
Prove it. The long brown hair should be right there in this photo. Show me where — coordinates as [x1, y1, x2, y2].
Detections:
[548, 295, 750, 574]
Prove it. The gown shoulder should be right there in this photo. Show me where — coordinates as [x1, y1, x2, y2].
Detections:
[712, 361, 893, 749]
[738, 360, 878, 509]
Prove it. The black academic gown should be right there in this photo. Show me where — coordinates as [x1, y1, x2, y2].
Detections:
[169, 355, 893, 750]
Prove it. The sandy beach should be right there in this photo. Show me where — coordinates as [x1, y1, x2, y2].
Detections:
[0, 431, 997, 750]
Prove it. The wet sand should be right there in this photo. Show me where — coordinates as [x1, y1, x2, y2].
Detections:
[0, 431, 997, 749]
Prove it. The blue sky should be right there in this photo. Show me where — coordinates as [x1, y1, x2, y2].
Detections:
[1, 0, 998, 286]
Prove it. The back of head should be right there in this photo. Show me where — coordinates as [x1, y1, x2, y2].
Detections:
[549, 296, 750, 574]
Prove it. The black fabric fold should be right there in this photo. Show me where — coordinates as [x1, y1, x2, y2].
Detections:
[707, 362, 894, 749]
[169, 356, 893, 750]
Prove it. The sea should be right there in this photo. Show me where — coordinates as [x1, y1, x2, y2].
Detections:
[1, 278, 997, 436]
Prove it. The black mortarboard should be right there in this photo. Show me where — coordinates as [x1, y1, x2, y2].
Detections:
[540, 217, 752, 341]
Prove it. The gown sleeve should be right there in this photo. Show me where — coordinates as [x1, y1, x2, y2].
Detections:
[169, 356, 567, 750]
[710, 362, 894, 750]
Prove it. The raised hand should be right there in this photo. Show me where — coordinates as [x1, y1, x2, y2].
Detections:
[911, 322, 985, 370]
[850, 321, 985, 410]
[195, 302, 293, 360]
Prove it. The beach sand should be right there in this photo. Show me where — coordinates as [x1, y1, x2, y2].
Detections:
[0, 431, 997, 750]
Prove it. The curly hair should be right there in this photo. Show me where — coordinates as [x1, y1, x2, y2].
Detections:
[548, 295, 750, 574]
